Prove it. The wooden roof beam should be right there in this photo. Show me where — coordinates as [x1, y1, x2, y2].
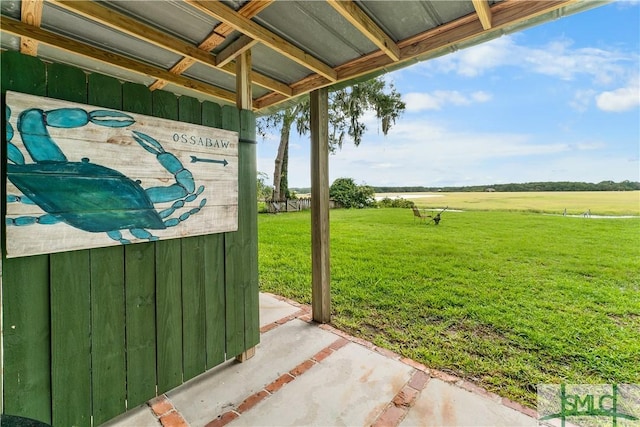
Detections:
[216, 35, 259, 68]
[20, 0, 43, 55]
[0, 15, 237, 105]
[472, 0, 493, 30]
[326, 0, 400, 62]
[185, 0, 338, 82]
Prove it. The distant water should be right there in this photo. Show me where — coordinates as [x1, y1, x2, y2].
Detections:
[375, 194, 443, 201]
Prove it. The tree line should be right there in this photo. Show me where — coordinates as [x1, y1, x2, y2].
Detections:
[292, 180, 640, 194]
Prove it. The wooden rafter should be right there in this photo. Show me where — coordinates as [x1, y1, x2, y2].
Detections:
[254, 0, 575, 110]
[472, 0, 493, 30]
[20, 0, 43, 56]
[150, 0, 277, 92]
[185, 0, 338, 82]
[326, 0, 400, 62]
[49, 0, 290, 98]
[0, 15, 237, 105]
[217, 35, 259, 68]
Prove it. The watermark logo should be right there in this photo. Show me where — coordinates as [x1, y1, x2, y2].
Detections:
[538, 384, 639, 427]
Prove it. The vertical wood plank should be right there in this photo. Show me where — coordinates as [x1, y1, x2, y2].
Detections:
[2, 51, 51, 424]
[153, 91, 183, 393]
[88, 72, 122, 109]
[152, 89, 178, 119]
[179, 96, 207, 380]
[124, 78, 156, 409]
[181, 236, 207, 380]
[202, 101, 226, 367]
[310, 88, 331, 323]
[204, 234, 226, 368]
[124, 243, 157, 408]
[46, 61, 93, 427]
[229, 50, 259, 358]
[2, 256, 51, 423]
[90, 246, 126, 424]
[50, 250, 92, 427]
[123, 82, 153, 116]
[88, 72, 127, 425]
[202, 101, 222, 129]
[239, 109, 259, 350]
[46, 62, 87, 103]
[155, 240, 183, 393]
[178, 95, 201, 124]
[1, 51, 47, 96]
[222, 106, 245, 358]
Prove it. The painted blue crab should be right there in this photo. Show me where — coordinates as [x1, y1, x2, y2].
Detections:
[6, 105, 207, 244]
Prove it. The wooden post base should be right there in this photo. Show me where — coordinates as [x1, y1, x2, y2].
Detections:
[235, 346, 256, 362]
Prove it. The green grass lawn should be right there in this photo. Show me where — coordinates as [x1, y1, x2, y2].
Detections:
[258, 208, 640, 407]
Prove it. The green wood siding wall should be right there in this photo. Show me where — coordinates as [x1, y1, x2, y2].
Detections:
[1, 51, 259, 426]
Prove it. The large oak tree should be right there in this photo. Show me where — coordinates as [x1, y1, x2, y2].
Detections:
[260, 76, 405, 201]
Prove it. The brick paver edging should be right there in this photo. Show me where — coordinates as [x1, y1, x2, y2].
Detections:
[204, 337, 350, 427]
[148, 395, 189, 427]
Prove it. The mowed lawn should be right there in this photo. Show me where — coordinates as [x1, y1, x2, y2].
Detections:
[258, 203, 640, 407]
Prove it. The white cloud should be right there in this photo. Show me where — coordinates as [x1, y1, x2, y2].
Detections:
[471, 91, 492, 103]
[404, 90, 492, 112]
[615, 0, 640, 8]
[421, 35, 634, 85]
[596, 78, 640, 112]
[570, 89, 597, 112]
[433, 37, 514, 77]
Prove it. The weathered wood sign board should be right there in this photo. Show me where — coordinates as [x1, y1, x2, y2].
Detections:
[5, 91, 238, 258]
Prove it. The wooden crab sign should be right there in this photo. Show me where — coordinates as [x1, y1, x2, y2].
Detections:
[4, 92, 239, 258]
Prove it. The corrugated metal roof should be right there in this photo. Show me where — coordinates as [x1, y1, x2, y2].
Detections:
[0, 0, 608, 113]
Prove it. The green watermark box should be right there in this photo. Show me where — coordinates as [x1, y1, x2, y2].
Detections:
[538, 384, 639, 427]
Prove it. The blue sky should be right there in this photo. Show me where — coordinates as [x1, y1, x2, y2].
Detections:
[257, 1, 640, 188]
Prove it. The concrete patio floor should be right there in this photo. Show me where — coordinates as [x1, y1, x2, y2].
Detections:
[104, 293, 539, 427]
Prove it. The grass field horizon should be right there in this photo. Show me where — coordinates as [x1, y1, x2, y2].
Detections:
[258, 192, 640, 407]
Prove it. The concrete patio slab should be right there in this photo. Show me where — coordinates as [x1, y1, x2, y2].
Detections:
[258, 292, 301, 326]
[168, 320, 337, 426]
[400, 378, 537, 427]
[230, 342, 414, 426]
[101, 404, 159, 427]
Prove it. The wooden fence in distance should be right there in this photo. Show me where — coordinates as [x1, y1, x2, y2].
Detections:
[266, 198, 339, 213]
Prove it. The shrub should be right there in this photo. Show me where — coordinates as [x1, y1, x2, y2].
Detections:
[329, 177, 376, 209]
[377, 197, 415, 208]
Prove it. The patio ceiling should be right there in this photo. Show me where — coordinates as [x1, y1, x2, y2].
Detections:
[0, 0, 606, 114]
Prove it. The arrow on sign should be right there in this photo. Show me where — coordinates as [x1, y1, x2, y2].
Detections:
[190, 156, 228, 166]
